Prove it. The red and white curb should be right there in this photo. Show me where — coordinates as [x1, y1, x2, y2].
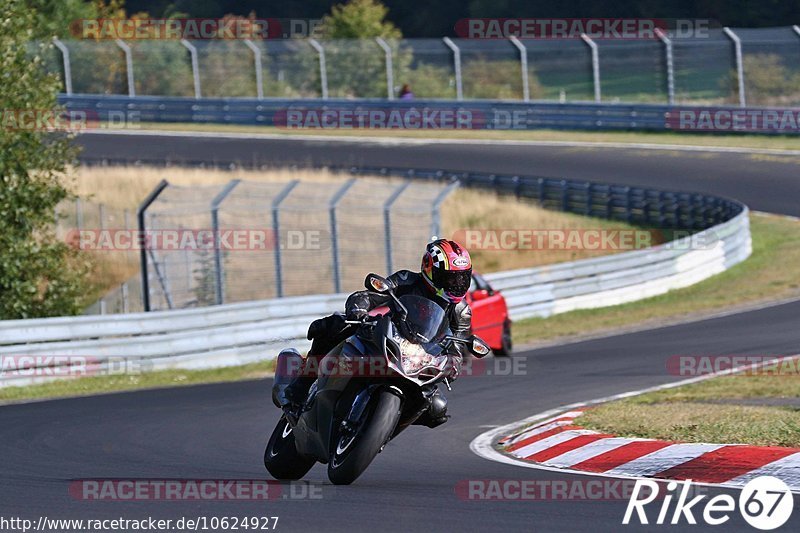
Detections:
[470, 354, 800, 494]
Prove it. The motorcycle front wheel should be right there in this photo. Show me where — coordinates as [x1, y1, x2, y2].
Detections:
[327, 389, 402, 485]
[264, 415, 315, 480]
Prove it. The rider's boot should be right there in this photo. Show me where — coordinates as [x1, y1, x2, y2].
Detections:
[417, 386, 449, 428]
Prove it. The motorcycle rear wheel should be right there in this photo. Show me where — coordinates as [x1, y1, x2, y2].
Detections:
[264, 415, 316, 480]
[327, 390, 402, 485]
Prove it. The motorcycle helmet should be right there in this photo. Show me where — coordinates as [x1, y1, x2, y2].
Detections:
[421, 239, 472, 304]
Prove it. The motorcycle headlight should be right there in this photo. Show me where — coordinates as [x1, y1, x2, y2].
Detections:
[396, 336, 446, 375]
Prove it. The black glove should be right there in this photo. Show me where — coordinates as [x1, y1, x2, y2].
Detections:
[306, 313, 346, 341]
[445, 354, 462, 381]
[346, 307, 369, 321]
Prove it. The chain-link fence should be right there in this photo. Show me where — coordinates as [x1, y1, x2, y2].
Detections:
[137, 177, 457, 312]
[55, 197, 141, 314]
[42, 27, 800, 106]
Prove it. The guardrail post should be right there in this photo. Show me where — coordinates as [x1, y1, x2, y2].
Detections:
[655, 29, 675, 105]
[308, 39, 329, 99]
[243, 39, 264, 99]
[121, 282, 129, 314]
[52, 37, 72, 95]
[723, 27, 746, 107]
[431, 180, 460, 238]
[271, 180, 300, 298]
[330, 179, 357, 293]
[138, 180, 170, 312]
[375, 37, 395, 100]
[180, 39, 202, 98]
[210, 179, 241, 305]
[383, 181, 411, 273]
[442, 37, 463, 101]
[509, 36, 530, 101]
[581, 34, 601, 102]
[115, 39, 135, 97]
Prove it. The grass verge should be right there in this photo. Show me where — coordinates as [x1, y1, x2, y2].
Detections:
[133, 123, 800, 152]
[513, 212, 800, 345]
[0, 360, 275, 404]
[579, 369, 800, 447]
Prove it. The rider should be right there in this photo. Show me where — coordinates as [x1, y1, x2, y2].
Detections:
[275, 238, 473, 428]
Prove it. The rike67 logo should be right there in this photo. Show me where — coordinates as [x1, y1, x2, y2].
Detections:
[624, 477, 794, 529]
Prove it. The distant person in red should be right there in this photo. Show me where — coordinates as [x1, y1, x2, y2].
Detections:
[399, 83, 414, 99]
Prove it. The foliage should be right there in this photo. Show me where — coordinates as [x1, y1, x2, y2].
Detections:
[0, 0, 92, 318]
[321, 0, 401, 39]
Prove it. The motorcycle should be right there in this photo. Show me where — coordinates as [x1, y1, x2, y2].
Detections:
[265, 273, 490, 485]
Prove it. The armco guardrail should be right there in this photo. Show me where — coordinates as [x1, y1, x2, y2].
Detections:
[60, 94, 800, 134]
[0, 170, 750, 387]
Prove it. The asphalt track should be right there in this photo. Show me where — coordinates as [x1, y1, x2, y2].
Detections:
[2, 133, 799, 532]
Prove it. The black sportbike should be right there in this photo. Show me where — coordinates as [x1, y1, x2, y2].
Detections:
[265, 274, 490, 485]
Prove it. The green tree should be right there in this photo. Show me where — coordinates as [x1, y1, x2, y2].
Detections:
[321, 0, 401, 39]
[0, 0, 91, 318]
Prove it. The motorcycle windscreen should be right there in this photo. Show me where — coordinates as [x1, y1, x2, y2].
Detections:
[396, 295, 449, 343]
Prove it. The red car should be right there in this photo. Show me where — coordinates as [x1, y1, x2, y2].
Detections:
[466, 273, 512, 356]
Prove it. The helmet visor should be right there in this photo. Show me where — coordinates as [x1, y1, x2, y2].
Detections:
[433, 268, 472, 298]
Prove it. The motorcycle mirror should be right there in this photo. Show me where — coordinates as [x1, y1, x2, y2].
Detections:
[470, 336, 491, 358]
[365, 273, 391, 293]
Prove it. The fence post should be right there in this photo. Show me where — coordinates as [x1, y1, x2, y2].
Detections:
[581, 34, 601, 103]
[509, 36, 529, 101]
[723, 27, 745, 107]
[210, 179, 241, 305]
[243, 39, 264, 99]
[121, 282, 129, 314]
[442, 37, 463, 100]
[329, 179, 357, 293]
[98, 203, 105, 230]
[383, 181, 411, 273]
[271, 180, 300, 298]
[115, 39, 135, 97]
[375, 37, 394, 99]
[180, 39, 202, 98]
[137, 180, 170, 312]
[430, 180, 460, 238]
[75, 197, 83, 231]
[655, 29, 675, 105]
[52, 37, 72, 95]
[308, 39, 329, 99]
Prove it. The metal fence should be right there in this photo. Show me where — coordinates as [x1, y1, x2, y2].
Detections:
[44, 26, 800, 106]
[137, 177, 457, 311]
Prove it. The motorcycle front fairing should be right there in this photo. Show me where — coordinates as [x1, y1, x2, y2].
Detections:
[293, 316, 395, 462]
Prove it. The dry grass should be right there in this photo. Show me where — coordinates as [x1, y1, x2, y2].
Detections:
[71, 165, 351, 210]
